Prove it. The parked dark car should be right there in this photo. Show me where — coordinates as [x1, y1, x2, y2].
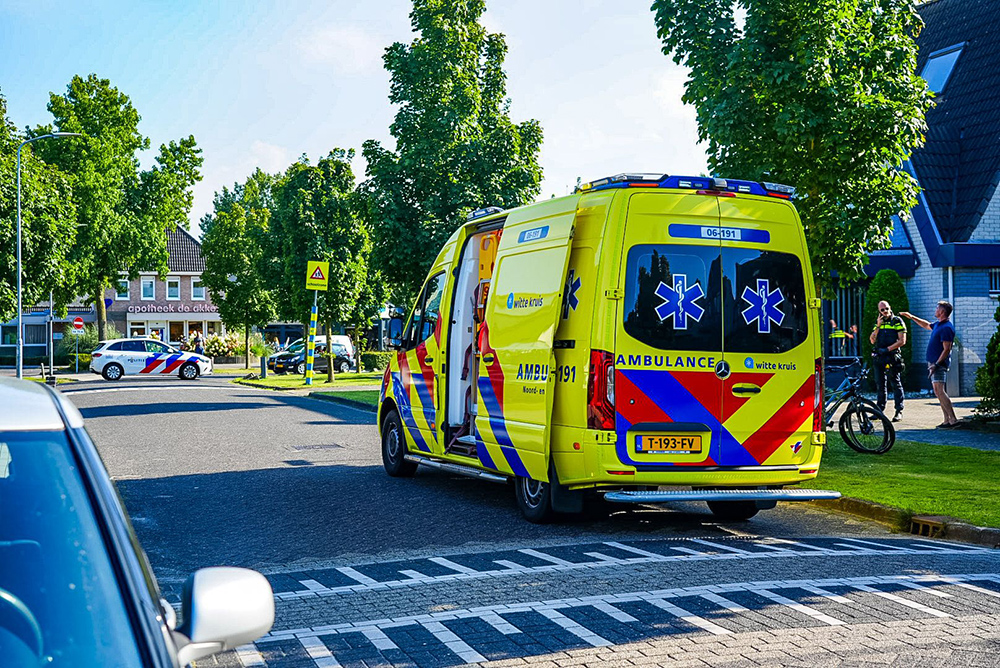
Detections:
[274, 343, 354, 374]
[0, 378, 274, 666]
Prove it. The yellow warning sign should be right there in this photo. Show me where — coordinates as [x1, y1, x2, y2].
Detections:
[306, 260, 329, 291]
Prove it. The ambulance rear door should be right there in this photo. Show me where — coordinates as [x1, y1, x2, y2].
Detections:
[476, 201, 576, 482]
[718, 196, 817, 468]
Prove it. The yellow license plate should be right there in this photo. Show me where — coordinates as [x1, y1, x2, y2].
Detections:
[635, 434, 703, 453]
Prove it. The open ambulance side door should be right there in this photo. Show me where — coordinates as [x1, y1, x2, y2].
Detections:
[475, 200, 576, 482]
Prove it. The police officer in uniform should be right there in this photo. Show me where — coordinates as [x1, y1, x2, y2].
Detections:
[869, 300, 907, 422]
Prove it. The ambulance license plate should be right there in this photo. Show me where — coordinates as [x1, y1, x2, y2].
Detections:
[635, 435, 702, 453]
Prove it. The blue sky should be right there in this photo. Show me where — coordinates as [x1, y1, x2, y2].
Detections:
[0, 0, 707, 231]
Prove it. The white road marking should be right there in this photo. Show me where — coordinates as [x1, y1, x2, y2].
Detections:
[235, 644, 267, 666]
[769, 538, 836, 554]
[399, 569, 432, 581]
[494, 559, 529, 571]
[910, 538, 987, 552]
[359, 627, 398, 650]
[799, 585, 854, 604]
[700, 592, 749, 612]
[646, 598, 731, 635]
[583, 552, 622, 563]
[519, 548, 574, 566]
[538, 608, 612, 646]
[851, 584, 950, 618]
[754, 589, 846, 626]
[669, 546, 708, 556]
[300, 579, 328, 592]
[894, 580, 953, 598]
[480, 612, 521, 635]
[688, 539, 753, 555]
[336, 567, 379, 586]
[299, 636, 341, 667]
[952, 581, 1000, 599]
[603, 541, 663, 558]
[428, 557, 479, 574]
[422, 621, 486, 663]
[593, 602, 638, 623]
[63, 385, 210, 395]
[839, 538, 915, 552]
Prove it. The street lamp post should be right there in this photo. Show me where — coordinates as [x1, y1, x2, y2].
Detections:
[16, 132, 80, 379]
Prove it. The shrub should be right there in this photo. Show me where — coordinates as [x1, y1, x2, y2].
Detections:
[57, 323, 124, 358]
[361, 352, 394, 371]
[204, 333, 240, 357]
[860, 269, 911, 367]
[976, 303, 1000, 417]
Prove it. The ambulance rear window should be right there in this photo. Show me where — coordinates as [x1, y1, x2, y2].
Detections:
[722, 248, 808, 354]
[622, 244, 723, 352]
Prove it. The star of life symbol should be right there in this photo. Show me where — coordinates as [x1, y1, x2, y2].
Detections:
[562, 269, 582, 319]
[654, 274, 705, 329]
[741, 278, 785, 334]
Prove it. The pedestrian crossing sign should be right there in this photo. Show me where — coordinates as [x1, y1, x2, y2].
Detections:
[306, 260, 330, 291]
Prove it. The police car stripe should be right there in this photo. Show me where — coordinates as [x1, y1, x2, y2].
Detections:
[140, 354, 163, 373]
[161, 354, 184, 374]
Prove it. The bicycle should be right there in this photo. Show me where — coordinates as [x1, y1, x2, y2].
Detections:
[823, 359, 895, 454]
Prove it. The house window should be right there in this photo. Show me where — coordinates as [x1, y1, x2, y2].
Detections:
[141, 278, 155, 300]
[192, 278, 205, 301]
[166, 277, 180, 300]
[116, 277, 130, 300]
[921, 44, 963, 94]
[990, 268, 1000, 297]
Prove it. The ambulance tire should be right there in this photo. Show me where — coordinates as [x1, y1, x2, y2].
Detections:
[515, 476, 555, 524]
[179, 363, 199, 380]
[706, 500, 760, 521]
[381, 410, 417, 477]
[102, 363, 124, 381]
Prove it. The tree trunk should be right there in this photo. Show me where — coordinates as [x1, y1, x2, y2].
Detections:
[95, 284, 108, 341]
[327, 318, 334, 382]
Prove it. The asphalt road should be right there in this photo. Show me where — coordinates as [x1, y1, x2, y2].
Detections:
[64, 376, 1000, 667]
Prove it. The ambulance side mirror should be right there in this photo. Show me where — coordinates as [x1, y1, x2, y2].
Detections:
[387, 317, 405, 349]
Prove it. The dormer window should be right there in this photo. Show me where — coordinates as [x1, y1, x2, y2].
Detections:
[921, 43, 964, 94]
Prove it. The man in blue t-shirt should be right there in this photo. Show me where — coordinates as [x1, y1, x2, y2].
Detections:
[901, 301, 957, 428]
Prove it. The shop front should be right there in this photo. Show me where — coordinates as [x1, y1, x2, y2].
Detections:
[120, 303, 224, 346]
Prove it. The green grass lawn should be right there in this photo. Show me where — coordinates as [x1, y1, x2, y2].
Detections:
[25, 376, 77, 385]
[802, 435, 1000, 528]
[233, 371, 383, 390]
[313, 389, 379, 407]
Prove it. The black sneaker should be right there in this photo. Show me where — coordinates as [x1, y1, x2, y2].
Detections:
[892, 410, 903, 423]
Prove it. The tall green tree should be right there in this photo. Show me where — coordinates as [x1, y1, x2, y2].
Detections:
[200, 202, 276, 368]
[362, 0, 543, 303]
[33, 74, 203, 339]
[273, 150, 372, 379]
[651, 0, 933, 288]
[0, 91, 77, 321]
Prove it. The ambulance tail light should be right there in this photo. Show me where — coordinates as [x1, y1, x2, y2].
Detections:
[588, 349, 616, 430]
[813, 357, 823, 432]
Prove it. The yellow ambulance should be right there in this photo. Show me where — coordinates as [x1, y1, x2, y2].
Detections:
[378, 173, 839, 522]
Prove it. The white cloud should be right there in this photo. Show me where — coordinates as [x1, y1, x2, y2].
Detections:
[248, 139, 291, 174]
[296, 25, 385, 75]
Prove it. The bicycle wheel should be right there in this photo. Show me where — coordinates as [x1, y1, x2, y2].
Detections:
[839, 397, 895, 454]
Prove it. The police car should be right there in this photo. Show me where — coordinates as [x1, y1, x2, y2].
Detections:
[90, 338, 213, 381]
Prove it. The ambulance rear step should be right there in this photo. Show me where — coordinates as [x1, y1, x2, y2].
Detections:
[405, 454, 507, 484]
[604, 488, 841, 503]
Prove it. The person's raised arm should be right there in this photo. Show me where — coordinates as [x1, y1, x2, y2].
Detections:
[900, 311, 932, 331]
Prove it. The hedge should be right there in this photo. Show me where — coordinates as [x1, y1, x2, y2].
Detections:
[361, 352, 394, 371]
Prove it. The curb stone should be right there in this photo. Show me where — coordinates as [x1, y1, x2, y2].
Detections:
[807, 496, 1000, 548]
[308, 391, 377, 412]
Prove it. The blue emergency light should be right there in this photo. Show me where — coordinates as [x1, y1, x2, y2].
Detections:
[577, 173, 795, 199]
[467, 206, 504, 221]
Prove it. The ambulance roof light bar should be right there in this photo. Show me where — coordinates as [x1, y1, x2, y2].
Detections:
[577, 174, 796, 199]
[467, 206, 504, 221]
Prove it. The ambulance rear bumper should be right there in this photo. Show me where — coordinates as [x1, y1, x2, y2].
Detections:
[603, 488, 841, 503]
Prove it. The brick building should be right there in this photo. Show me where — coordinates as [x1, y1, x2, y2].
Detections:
[105, 225, 224, 345]
[838, 0, 1000, 395]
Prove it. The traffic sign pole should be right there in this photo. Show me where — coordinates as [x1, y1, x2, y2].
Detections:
[73, 316, 84, 374]
[306, 290, 318, 386]
[304, 261, 329, 387]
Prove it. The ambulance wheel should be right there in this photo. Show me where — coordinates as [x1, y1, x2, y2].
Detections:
[179, 362, 199, 380]
[515, 477, 554, 523]
[381, 410, 416, 477]
[706, 500, 760, 521]
[102, 363, 124, 381]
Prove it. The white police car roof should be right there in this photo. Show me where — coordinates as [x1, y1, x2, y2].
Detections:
[0, 377, 84, 431]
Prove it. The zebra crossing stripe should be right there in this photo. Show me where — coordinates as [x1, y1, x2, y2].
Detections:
[603, 541, 663, 558]
[494, 559, 530, 571]
[700, 592, 749, 612]
[646, 598, 731, 635]
[851, 584, 951, 618]
[299, 579, 328, 592]
[480, 612, 521, 635]
[952, 581, 1000, 599]
[235, 644, 267, 666]
[839, 538, 915, 553]
[359, 627, 398, 650]
[669, 546, 708, 556]
[688, 539, 753, 555]
[894, 580, 953, 598]
[538, 608, 612, 646]
[336, 566, 379, 585]
[754, 589, 846, 626]
[799, 585, 854, 604]
[428, 557, 479, 574]
[593, 602, 639, 623]
[769, 538, 836, 554]
[584, 552, 623, 563]
[519, 548, 574, 566]
[421, 621, 487, 663]
[299, 636, 340, 667]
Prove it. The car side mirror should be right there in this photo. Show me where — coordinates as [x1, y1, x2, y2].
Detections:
[175, 567, 274, 666]
[387, 316, 405, 349]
